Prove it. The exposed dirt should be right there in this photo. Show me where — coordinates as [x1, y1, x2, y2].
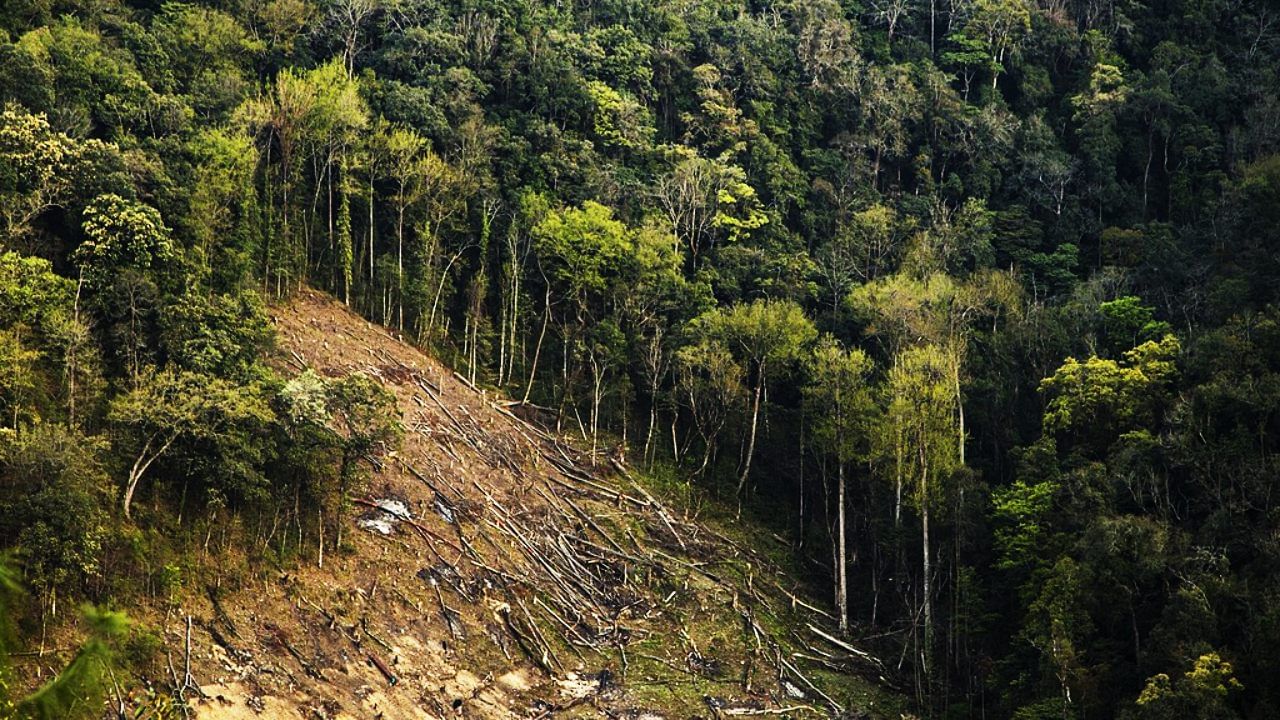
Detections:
[169, 289, 899, 720]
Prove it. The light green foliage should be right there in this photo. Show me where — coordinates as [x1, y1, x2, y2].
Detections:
[281, 369, 330, 428]
[694, 298, 818, 379]
[0, 109, 89, 247]
[1100, 296, 1172, 350]
[586, 80, 654, 150]
[942, 33, 989, 95]
[533, 201, 632, 305]
[280, 370, 402, 527]
[959, 0, 1032, 86]
[1040, 334, 1180, 436]
[235, 59, 370, 289]
[188, 128, 260, 279]
[804, 338, 876, 465]
[75, 193, 175, 288]
[692, 298, 816, 490]
[992, 477, 1058, 572]
[712, 181, 769, 244]
[0, 251, 102, 423]
[0, 330, 39, 427]
[654, 150, 762, 263]
[17, 17, 161, 134]
[675, 336, 745, 473]
[882, 343, 961, 507]
[1133, 653, 1243, 720]
[1021, 556, 1093, 717]
[304, 59, 368, 142]
[336, 157, 354, 304]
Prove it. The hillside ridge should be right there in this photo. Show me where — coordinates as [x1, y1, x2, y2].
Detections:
[178, 289, 896, 720]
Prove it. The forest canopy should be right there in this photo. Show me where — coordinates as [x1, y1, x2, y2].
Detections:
[2, 0, 1280, 717]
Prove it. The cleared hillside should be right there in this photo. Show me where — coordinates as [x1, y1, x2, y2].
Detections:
[173, 290, 899, 719]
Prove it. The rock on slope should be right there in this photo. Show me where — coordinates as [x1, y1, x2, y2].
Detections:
[186, 289, 897, 719]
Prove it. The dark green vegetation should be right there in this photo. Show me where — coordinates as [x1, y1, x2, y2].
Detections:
[2, 0, 1280, 716]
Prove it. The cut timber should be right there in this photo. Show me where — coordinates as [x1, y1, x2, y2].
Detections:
[174, 289, 899, 720]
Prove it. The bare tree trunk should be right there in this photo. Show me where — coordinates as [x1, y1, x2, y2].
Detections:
[837, 460, 849, 634]
[368, 173, 376, 289]
[426, 242, 467, 343]
[894, 421, 904, 527]
[522, 289, 551, 404]
[123, 435, 175, 519]
[736, 373, 764, 496]
[920, 445, 933, 683]
[69, 272, 83, 426]
[644, 401, 658, 466]
[955, 364, 966, 466]
[397, 207, 406, 330]
[590, 357, 602, 457]
[671, 412, 681, 464]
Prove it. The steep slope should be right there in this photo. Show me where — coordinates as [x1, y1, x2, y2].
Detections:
[185, 290, 900, 719]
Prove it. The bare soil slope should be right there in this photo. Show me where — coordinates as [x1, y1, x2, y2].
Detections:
[184, 289, 897, 720]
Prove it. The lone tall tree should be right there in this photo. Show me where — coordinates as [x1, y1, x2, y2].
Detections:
[805, 338, 877, 633]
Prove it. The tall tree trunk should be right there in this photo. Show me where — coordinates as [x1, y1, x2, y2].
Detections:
[837, 459, 849, 634]
[426, 241, 467, 344]
[590, 356, 602, 457]
[122, 434, 175, 520]
[920, 444, 933, 682]
[522, 289, 551, 404]
[644, 400, 658, 466]
[397, 206, 406, 330]
[736, 371, 764, 496]
[955, 362, 966, 466]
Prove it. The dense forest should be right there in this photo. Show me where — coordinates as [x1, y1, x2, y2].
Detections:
[2, 0, 1280, 716]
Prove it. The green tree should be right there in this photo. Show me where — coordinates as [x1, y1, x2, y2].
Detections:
[881, 343, 960, 680]
[959, 0, 1033, 90]
[280, 370, 401, 563]
[0, 424, 111, 614]
[110, 368, 275, 519]
[653, 149, 766, 269]
[804, 338, 876, 632]
[532, 201, 634, 452]
[0, 109, 84, 248]
[1020, 556, 1093, 719]
[1039, 334, 1180, 447]
[75, 194, 176, 381]
[675, 336, 745, 477]
[151, 3, 262, 115]
[236, 64, 320, 291]
[691, 299, 817, 496]
[75, 194, 174, 289]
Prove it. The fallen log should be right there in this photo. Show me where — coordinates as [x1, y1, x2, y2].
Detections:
[368, 652, 397, 686]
